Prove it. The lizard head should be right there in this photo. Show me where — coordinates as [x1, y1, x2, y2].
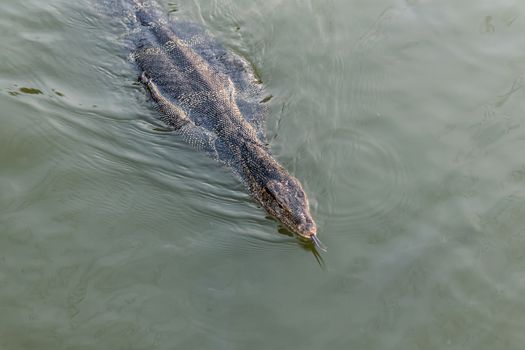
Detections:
[243, 145, 325, 250]
[257, 176, 318, 242]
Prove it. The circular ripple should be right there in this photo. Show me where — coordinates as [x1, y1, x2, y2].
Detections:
[313, 128, 412, 226]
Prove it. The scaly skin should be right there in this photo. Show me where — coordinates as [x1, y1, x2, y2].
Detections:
[119, 0, 321, 246]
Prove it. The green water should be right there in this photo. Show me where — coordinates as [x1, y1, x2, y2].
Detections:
[2, 0, 525, 348]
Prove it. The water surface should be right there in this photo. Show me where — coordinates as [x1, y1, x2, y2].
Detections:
[1, 0, 525, 348]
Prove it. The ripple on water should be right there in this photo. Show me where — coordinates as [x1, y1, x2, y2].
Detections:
[313, 127, 411, 229]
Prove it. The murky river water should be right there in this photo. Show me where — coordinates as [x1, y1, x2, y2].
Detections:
[1, 0, 525, 348]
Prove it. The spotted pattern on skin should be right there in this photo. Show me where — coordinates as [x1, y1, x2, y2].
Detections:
[123, 0, 317, 238]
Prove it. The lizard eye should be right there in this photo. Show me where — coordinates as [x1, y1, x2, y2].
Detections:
[266, 180, 282, 197]
[265, 188, 283, 208]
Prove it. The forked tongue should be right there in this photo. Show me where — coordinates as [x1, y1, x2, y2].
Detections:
[311, 235, 327, 252]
